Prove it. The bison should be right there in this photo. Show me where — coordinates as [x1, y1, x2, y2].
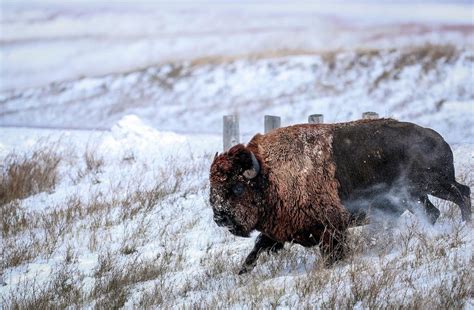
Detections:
[209, 119, 471, 274]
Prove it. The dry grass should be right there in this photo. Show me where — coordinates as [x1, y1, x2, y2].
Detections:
[4, 256, 85, 309]
[73, 146, 105, 184]
[1, 176, 184, 270]
[371, 43, 459, 91]
[0, 144, 195, 271]
[123, 43, 462, 79]
[185, 43, 457, 72]
[0, 148, 61, 206]
[84, 148, 104, 174]
[187, 48, 322, 67]
[1, 137, 472, 308]
[90, 250, 176, 309]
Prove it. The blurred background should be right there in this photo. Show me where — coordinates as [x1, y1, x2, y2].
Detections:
[1, 0, 473, 143]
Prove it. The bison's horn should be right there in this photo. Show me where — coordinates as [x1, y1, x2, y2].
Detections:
[243, 152, 260, 179]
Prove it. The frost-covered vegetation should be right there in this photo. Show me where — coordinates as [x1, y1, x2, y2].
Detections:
[1, 118, 473, 308]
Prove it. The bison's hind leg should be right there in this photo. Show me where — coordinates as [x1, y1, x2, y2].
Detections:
[430, 181, 471, 222]
[419, 195, 441, 225]
[238, 233, 284, 275]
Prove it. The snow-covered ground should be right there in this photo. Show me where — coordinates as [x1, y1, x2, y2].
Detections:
[1, 0, 473, 308]
[0, 117, 473, 308]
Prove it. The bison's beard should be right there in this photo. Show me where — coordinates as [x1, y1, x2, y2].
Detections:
[214, 213, 252, 238]
[228, 224, 251, 238]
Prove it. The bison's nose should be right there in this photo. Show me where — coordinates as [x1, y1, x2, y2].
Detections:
[213, 212, 232, 227]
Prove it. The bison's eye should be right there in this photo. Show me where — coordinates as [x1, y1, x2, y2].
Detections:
[232, 183, 245, 196]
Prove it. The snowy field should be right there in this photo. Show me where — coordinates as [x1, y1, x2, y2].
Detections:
[1, 117, 473, 308]
[1, 0, 473, 308]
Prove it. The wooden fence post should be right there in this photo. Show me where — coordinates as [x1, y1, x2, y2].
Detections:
[308, 114, 324, 124]
[264, 115, 281, 133]
[362, 112, 379, 119]
[223, 115, 240, 151]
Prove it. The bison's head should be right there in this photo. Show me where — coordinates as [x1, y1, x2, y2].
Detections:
[209, 144, 264, 237]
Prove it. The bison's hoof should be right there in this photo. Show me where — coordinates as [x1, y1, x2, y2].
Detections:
[238, 264, 254, 275]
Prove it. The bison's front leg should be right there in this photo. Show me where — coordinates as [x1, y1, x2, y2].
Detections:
[239, 233, 284, 274]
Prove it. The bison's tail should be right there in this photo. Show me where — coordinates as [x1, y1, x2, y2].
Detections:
[430, 181, 471, 222]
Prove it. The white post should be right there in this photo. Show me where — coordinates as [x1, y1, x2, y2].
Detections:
[223, 115, 240, 151]
[308, 114, 324, 124]
[362, 112, 379, 119]
[264, 115, 281, 133]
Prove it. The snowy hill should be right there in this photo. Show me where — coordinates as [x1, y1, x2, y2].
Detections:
[1, 45, 473, 144]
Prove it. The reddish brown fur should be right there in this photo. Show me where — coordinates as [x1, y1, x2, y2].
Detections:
[247, 124, 350, 243]
[210, 123, 351, 247]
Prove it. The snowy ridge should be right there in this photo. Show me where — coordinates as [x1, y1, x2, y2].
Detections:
[1, 45, 473, 144]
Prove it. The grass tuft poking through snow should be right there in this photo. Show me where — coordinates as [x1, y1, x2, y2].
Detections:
[0, 148, 61, 206]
